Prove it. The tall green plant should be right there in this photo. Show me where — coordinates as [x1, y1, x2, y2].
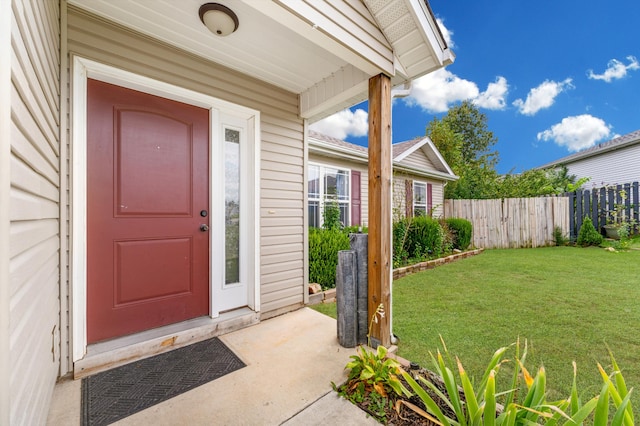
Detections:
[322, 197, 341, 230]
[399, 338, 634, 425]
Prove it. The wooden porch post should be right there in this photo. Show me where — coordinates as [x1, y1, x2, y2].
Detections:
[367, 73, 392, 347]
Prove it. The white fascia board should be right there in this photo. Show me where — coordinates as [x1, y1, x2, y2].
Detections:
[394, 164, 459, 182]
[308, 139, 369, 164]
[394, 136, 456, 177]
[404, 0, 454, 68]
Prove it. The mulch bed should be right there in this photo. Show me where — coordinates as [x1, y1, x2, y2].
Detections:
[338, 367, 460, 425]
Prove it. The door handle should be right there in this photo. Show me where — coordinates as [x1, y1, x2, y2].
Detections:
[200, 224, 209, 232]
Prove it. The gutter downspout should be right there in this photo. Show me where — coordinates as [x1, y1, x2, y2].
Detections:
[389, 81, 412, 345]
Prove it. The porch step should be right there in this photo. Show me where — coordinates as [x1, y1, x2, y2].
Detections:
[74, 308, 259, 379]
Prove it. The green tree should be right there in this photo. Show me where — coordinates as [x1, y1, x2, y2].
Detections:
[427, 101, 500, 199]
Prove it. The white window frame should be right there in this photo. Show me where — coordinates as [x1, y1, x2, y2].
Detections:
[308, 162, 351, 228]
[413, 181, 428, 216]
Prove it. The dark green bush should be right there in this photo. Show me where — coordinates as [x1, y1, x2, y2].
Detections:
[408, 216, 444, 259]
[308, 228, 350, 289]
[393, 217, 444, 267]
[445, 218, 472, 250]
[393, 220, 411, 267]
[576, 217, 603, 247]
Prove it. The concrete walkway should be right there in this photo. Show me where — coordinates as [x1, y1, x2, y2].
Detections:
[47, 308, 379, 425]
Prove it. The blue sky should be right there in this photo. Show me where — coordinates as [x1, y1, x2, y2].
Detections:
[310, 1, 640, 174]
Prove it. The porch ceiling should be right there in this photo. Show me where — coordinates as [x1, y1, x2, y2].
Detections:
[68, 0, 453, 122]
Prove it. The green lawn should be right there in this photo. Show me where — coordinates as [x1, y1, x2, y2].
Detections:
[311, 246, 640, 411]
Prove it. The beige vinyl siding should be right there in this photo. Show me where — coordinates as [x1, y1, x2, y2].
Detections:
[392, 176, 446, 219]
[401, 149, 437, 171]
[66, 7, 305, 319]
[9, 0, 61, 424]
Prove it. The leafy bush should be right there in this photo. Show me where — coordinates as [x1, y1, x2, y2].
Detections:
[393, 217, 445, 267]
[445, 218, 472, 250]
[322, 198, 341, 230]
[553, 225, 568, 246]
[576, 217, 603, 247]
[407, 216, 444, 259]
[392, 220, 411, 267]
[308, 228, 349, 289]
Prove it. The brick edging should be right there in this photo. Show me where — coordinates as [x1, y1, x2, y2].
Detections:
[392, 248, 484, 280]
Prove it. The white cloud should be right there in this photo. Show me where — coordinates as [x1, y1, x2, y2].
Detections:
[309, 108, 368, 140]
[406, 69, 509, 113]
[537, 114, 611, 152]
[473, 76, 509, 110]
[513, 78, 574, 115]
[587, 56, 640, 82]
[436, 18, 454, 48]
[405, 68, 479, 113]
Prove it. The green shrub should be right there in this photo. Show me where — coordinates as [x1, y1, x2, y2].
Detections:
[407, 216, 444, 259]
[553, 225, 568, 246]
[393, 217, 444, 267]
[576, 217, 603, 247]
[322, 198, 341, 230]
[445, 218, 472, 250]
[393, 220, 411, 267]
[308, 228, 350, 289]
[342, 225, 368, 235]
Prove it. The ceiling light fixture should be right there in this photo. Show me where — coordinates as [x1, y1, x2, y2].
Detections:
[199, 3, 239, 37]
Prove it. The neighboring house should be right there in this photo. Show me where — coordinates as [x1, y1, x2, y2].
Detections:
[1, 0, 453, 422]
[308, 131, 458, 227]
[538, 129, 640, 186]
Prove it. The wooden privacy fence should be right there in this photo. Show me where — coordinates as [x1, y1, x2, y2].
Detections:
[568, 182, 640, 240]
[444, 197, 570, 249]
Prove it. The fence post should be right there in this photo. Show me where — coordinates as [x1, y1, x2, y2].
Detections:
[633, 182, 639, 233]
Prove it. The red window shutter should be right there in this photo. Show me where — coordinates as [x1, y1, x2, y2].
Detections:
[351, 171, 361, 226]
[405, 179, 413, 218]
[427, 183, 433, 215]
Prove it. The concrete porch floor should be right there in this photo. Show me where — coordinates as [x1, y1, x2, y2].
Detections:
[47, 308, 379, 425]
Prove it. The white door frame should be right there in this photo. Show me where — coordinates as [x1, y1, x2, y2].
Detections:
[71, 57, 260, 362]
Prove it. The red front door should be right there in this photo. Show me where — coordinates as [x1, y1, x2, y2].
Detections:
[87, 79, 210, 343]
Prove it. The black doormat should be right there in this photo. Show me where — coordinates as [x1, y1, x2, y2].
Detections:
[81, 337, 245, 425]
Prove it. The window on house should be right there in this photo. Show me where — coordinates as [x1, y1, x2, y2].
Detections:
[308, 163, 350, 228]
[413, 182, 427, 216]
[412, 181, 433, 217]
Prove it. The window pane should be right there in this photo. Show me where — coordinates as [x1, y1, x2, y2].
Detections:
[308, 201, 319, 228]
[225, 129, 240, 285]
[339, 203, 349, 227]
[324, 167, 338, 198]
[414, 182, 426, 206]
[308, 165, 320, 199]
[336, 170, 349, 200]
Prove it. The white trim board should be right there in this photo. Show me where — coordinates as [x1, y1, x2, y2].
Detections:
[71, 57, 261, 362]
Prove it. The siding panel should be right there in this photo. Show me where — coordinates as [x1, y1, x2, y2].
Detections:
[9, 0, 60, 423]
[66, 8, 305, 328]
